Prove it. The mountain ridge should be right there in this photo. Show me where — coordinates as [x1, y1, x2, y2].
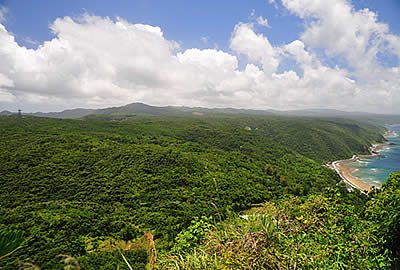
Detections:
[7, 102, 400, 118]
[4, 102, 400, 124]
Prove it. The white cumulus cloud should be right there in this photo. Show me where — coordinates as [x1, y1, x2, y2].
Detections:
[230, 23, 280, 75]
[256, 16, 271, 28]
[0, 2, 399, 113]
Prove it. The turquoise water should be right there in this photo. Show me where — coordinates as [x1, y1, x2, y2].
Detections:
[347, 125, 400, 188]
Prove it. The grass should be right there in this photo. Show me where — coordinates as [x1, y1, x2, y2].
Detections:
[156, 194, 387, 269]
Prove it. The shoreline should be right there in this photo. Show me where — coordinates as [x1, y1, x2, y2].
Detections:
[328, 135, 396, 193]
[330, 157, 372, 193]
[383, 130, 398, 138]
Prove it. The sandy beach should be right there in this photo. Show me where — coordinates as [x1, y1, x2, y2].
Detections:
[330, 141, 394, 193]
[334, 159, 372, 192]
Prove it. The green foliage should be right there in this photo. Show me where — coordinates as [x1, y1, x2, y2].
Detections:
[77, 249, 147, 270]
[159, 191, 390, 269]
[172, 216, 213, 253]
[0, 114, 388, 268]
[366, 172, 400, 267]
[248, 117, 384, 163]
[0, 228, 25, 259]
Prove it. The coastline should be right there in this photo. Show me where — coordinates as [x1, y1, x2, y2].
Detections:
[331, 157, 372, 193]
[328, 131, 398, 193]
[384, 130, 398, 138]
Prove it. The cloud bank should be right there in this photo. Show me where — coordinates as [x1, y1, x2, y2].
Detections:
[0, 0, 399, 113]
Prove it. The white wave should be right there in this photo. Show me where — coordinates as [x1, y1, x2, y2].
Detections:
[357, 160, 369, 164]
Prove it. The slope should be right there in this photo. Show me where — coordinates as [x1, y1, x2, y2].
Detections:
[0, 114, 382, 268]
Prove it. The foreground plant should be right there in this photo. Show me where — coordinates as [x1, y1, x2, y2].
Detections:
[0, 229, 25, 260]
[366, 172, 400, 268]
[157, 191, 390, 269]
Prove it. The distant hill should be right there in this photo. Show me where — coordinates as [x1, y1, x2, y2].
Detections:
[0, 110, 13, 116]
[276, 108, 400, 125]
[9, 102, 400, 124]
[96, 102, 172, 115]
[30, 108, 97, 118]
[21, 103, 276, 119]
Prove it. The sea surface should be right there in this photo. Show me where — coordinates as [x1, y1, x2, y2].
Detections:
[346, 125, 400, 187]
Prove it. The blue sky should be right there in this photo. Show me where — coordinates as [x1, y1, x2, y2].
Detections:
[0, 0, 400, 113]
[4, 0, 400, 51]
[3, 0, 399, 49]
[3, 0, 301, 50]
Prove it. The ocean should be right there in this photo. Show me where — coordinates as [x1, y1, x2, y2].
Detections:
[346, 125, 400, 188]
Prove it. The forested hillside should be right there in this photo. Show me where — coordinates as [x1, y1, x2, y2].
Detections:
[0, 114, 394, 269]
[250, 117, 385, 162]
[82, 113, 385, 162]
[160, 173, 400, 269]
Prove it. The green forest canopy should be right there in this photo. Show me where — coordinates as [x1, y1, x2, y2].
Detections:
[0, 114, 396, 269]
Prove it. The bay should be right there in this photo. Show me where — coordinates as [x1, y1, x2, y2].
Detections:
[347, 125, 400, 187]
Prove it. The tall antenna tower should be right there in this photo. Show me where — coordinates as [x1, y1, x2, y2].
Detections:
[18, 109, 22, 118]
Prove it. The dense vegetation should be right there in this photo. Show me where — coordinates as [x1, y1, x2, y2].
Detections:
[366, 172, 400, 268]
[251, 117, 385, 162]
[0, 114, 395, 269]
[83, 113, 385, 162]
[160, 176, 399, 269]
[161, 173, 400, 269]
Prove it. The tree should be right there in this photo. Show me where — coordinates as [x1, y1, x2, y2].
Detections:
[366, 172, 400, 268]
